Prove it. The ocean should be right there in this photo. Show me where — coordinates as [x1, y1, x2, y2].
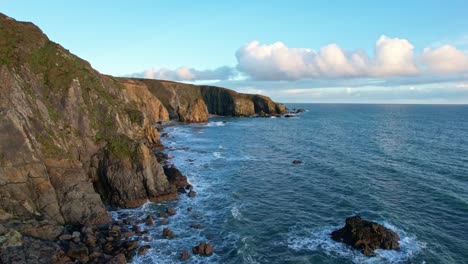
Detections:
[110, 104, 468, 263]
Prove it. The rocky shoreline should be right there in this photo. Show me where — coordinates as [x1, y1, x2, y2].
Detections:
[0, 13, 288, 264]
[0, 12, 403, 263]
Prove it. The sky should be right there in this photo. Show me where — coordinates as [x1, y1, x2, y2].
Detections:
[1, 0, 468, 103]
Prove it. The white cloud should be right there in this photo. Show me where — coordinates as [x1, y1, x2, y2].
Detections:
[371, 35, 419, 76]
[235, 35, 468, 81]
[419, 45, 468, 74]
[132, 66, 235, 81]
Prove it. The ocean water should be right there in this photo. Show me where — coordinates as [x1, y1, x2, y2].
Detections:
[111, 104, 468, 264]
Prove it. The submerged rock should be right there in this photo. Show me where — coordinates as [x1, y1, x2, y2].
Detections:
[166, 208, 176, 216]
[138, 245, 151, 255]
[192, 242, 214, 256]
[330, 215, 400, 256]
[292, 160, 302, 164]
[145, 215, 154, 226]
[162, 228, 175, 239]
[180, 250, 190, 261]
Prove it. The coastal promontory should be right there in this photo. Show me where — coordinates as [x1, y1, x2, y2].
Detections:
[0, 13, 285, 263]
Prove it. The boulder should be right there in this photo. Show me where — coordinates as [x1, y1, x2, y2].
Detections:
[123, 240, 139, 251]
[180, 250, 190, 261]
[162, 228, 175, 239]
[132, 225, 142, 233]
[159, 212, 170, 218]
[106, 253, 126, 264]
[163, 165, 189, 187]
[190, 224, 204, 229]
[145, 216, 154, 226]
[331, 215, 400, 256]
[138, 245, 151, 255]
[121, 231, 135, 238]
[192, 242, 214, 256]
[66, 242, 89, 263]
[292, 160, 302, 164]
[166, 208, 176, 216]
[188, 190, 197, 198]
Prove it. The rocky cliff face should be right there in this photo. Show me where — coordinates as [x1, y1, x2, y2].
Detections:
[0, 13, 285, 227]
[0, 13, 174, 225]
[129, 79, 287, 121]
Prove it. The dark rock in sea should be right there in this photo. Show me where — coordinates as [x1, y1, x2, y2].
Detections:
[276, 114, 281, 118]
[161, 132, 169, 138]
[187, 207, 193, 212]
[292, 160, 302, 164]
[186, 184, 193, 191]
[163, 165, 189, 187]
[145, 215, 154, 226]
[178, 187, 187, 193]
[192, 242, 214, 256]
[159, 212, 170, 218]
[295, 109, 305, 113]
[180, 250, 190, 261]
[162, 228, 175, 239]
[132, 225, 142, 233]
[188, 190, 197, 198]
[331, 215, 400, 256]
[123, 240, 139, 251]
[160, 220, 169, 225]
[138, 245, 151, 255]
[123, 217, 137, 225]
[285, 114, 294, 118]
[166, 208, 177, 216]
[190, 224, 204, 229]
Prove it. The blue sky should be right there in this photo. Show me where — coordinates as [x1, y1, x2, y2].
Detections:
[2, 1, 468, 103]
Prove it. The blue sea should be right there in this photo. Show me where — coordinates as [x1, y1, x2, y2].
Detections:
[111, 104, 468, 263]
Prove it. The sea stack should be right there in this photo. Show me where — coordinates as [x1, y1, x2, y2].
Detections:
[331, 215, 400, 256]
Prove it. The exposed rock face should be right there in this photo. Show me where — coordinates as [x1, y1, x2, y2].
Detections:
[0, 12, 286, 263]
[92, 142, 177, 208]
[178, 98, 209, 123]
[130, 79, 286, 120]
[331, 215, 400, 256]
[0, 13, 174, 224]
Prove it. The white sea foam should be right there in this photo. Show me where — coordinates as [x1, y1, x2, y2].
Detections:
[231, 206, 243, 221]
[213, 151, 222, 159]
[287, 224, 425, 264]
[206, 121, 226, 127]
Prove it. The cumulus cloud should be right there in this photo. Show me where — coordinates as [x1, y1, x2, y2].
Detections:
[131, 66, 236, 81]
[419, 45, 468, 74]
[235, 35, 468, 81]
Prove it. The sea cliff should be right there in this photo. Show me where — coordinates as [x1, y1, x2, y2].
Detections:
[0, 13, 285, 263]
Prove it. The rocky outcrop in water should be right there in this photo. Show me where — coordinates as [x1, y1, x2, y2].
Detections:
[331, 215, 400, 256]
